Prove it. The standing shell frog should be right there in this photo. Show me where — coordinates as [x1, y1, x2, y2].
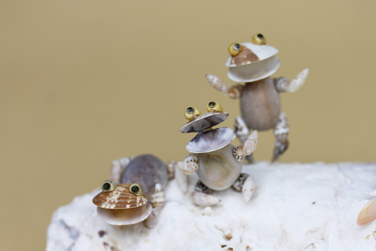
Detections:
[177, 101, 258, 206]
[206, 33, 309, 162]
[93, 154, 183, 228]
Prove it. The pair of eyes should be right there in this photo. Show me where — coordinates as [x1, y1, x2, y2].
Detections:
[228, 33, 266, 56]
[101, 180, 143, 196]
[184, 101, 223, 121]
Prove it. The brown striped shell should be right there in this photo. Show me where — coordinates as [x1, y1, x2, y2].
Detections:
[93, 183, 148, 209]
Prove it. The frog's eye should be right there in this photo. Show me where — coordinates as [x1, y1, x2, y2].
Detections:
[184, 107, 201, 121]
[206, 101, 223, 113]
[228, 43, 243, 56]
[129, 183, 143, 196]
[252, 33, 266, 45]
[101, 180, 117, 192]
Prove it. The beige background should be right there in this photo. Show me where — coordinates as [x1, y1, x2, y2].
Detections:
[1, 0, 376, 250]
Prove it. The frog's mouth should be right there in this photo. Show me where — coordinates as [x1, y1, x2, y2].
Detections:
[227, 56, 280, 83]
[97, 203, 152, 226]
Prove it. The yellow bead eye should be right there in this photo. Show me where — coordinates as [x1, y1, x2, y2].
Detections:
[129, 183, 143, 196]
[184, 107, 201, 121]
[101, 180, 117, 192]
[206, 101, 223, 113]
[228, 43, 243, 56]
[252, 33, 266, 45]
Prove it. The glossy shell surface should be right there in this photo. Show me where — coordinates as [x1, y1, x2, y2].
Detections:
[227, 55, 280, 83]
[93, 183, 148, 209]
[120, 154, 168, 199]
[240, 78, 281, 130]
[196, 144, 242, 190]
[186, 127, 236, 153]
[97, 203, 152, 226]
[225, 43, 278, 67]
[180, 112, 228, 133]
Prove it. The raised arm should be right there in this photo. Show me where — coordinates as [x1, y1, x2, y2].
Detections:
[177, 153, 199, 175]
[206, 74, 244, 99]
[274, 68, 309, 93]
[233, 130, 258, 161]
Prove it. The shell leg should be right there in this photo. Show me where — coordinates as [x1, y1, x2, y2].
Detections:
[272, 113, 290, 163]
[190, 181, 220, 206]
[109, 156, 133, 183]
[232, 173, 255, 202]
[234, 116, 254, 163]
[144, 183, 165, 228]
[166, 160, 188, 192]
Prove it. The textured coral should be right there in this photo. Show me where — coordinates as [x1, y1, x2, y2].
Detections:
[47, 162, 376, 251]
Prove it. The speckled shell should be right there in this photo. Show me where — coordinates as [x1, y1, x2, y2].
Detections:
[180, 112, 228, 133]
[93, 183, 148, 209]
[225, 43, 278, 67]
[186, 127, 236, 153]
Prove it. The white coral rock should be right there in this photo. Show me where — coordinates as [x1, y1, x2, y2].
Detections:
[47, 162, 376, 251]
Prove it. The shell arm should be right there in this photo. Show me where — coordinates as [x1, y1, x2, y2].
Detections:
[177, 154, 199, 175]
[205, 74, 243, 99]
[144, 183, 165, 228]
[109, 156, 133, 183]
[233, 130, 258, 161]
[166, 160, 188, 192]
[274, 68, 309, 93]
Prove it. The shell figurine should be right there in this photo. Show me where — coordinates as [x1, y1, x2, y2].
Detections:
[178, 101, 258, 206]
[206, 33, 309, 162]
[93, 154, 183, 228]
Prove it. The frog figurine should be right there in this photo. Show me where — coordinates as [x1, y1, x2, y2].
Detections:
[206, 33, 309, 162]
[177, 101, 258, 206]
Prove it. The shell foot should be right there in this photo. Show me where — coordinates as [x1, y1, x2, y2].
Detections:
[190, 191, 220, 207]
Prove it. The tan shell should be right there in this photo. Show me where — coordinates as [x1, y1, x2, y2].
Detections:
[93, 183, 148, 209]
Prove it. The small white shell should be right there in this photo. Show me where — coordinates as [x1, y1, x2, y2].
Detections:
[149, 184, 165, 208]
[357, 197, 376, 226]
[288, 68, 309, 93]
[144, 205, 160, 229]
[243, 130, 258, 155]
[206, 74, 227, 92]
[175, 166, 188, 192]
[227, 56, 280, 83]
[190, 191, 220, 206]
[242, 176, 255, 202]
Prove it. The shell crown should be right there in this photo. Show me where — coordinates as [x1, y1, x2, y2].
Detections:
[225, 34, 278, 67]
[93, 183, 148, 209]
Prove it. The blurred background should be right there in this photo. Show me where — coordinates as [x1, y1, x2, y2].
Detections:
[1, 0, 375, 250]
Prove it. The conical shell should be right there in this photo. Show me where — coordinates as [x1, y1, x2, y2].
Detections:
[357, 197, 376, 226]
[93, 183, 148, 209]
